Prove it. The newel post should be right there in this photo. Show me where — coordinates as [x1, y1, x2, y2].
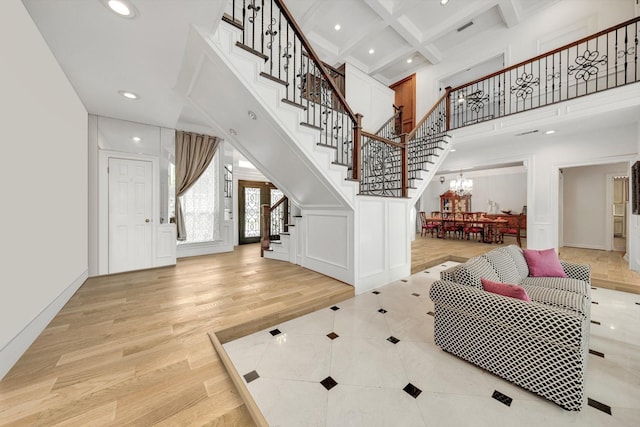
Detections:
[352, 113, 363, 181]
[260, 204, 270, 256]
[445, 86, 452, 131]
[401, 133, 408, 198]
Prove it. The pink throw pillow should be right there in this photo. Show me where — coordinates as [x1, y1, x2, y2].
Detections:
[481, 278, 531, 302]
[523, 248, 567, 277]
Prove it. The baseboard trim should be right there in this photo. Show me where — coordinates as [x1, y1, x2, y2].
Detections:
[0, 270, 88, 380]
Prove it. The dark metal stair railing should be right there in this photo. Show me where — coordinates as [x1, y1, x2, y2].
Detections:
[260, 195, 288, 256]
[222, 0, 361, 180]
[448, 16, 639, 129]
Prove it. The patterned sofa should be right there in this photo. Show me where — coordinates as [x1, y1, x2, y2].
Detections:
[429, 245, 591, 411]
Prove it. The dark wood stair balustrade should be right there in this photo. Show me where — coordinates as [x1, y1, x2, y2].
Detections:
[260, 195, 288, 256]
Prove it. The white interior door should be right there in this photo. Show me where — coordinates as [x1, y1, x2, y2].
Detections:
[108, 157, 153, 273]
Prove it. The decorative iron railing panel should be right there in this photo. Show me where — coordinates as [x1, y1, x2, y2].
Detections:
[223, 0, 357, 177]
[359, 135, 405, 197]
[270, 190, 285, 240]
[449, 17, 639, 129]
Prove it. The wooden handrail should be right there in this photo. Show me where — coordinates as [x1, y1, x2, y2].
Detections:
[406, 89, 451, 142]
[451, 16, 640, 92]
[273, 0, 357, 123]
[361, 131, 405, 149]
[270, 195, 287, 212]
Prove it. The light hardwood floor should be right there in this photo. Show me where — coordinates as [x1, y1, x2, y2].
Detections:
[1, 237, 638, 425]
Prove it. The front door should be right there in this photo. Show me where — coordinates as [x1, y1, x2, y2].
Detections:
[108, 157, 153, 273]
[238, 180, 286, 244]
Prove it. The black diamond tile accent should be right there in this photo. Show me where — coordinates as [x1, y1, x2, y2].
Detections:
[243, 370, 259, 383]
[403, 383, 422, 398]
[372, 291, 381, 295]
[635, 302, 640, 306]
[330, 306, 340, 311]
[591, 320, 601, 325]
[492, 390, 512, 407]
[387, 336, 400, 344]
[269, 328, 281, 336]
[411, 292, 420, 297]
[589, 349, 605, 358]
[441, 264, 447, 267]
[424, 271, 430, 274]
[378, 308, 387, 314]
[401, 279, 408, 283]
[320, 376, 338, 391]
[327, 332, 339, 340]
[588, 398, 612, 415]
[427, 311, 434, 316]
[591, 286, 598, 290]
[591, 301, 599, 305]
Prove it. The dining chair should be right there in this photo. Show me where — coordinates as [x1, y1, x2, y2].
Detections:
[419, 211, 440, 237]
[498, 213, 524, 247]
[463, 212, 484, 241]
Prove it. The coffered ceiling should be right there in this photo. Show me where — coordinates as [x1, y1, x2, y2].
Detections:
[22, 0, 559, 130]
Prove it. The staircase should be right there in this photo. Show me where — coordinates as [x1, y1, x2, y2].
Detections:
[178, 1, 639, 291]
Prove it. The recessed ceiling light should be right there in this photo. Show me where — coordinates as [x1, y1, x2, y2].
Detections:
[545, 130, 556, 134]
[118, 90, 139, 100]
[132, 136, 141, 142]
[248, 110, 257, 120]
[450, 148, 456, 152]
[440, 0, 450, 5]
[369, 48, 375, 55]
[334, 24, 341, 31]
[406, 58, 413, 64]
[102, 0, 138, 18]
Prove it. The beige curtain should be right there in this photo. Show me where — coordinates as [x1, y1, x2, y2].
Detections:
[175, 131, 220, 241]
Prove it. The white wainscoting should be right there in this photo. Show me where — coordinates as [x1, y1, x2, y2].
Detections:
[300, 209, 354, 284]
[156, 224, 177, 267]
[355, 197, 412, 294]
[176, 220, 234, 258]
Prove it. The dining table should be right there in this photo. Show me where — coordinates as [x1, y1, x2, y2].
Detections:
[425, 215, 508, 243]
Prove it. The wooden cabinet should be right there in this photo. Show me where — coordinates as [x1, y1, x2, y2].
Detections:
[440, 190, 471, 214]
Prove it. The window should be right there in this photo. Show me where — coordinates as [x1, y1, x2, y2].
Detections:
[177, 156, 220, 244]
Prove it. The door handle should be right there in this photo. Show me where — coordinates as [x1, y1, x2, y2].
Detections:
[145, 219, 150, 223]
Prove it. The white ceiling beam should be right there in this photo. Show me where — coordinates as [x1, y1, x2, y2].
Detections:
[368, 44, 415, 75]
[497, 0, 521, 28]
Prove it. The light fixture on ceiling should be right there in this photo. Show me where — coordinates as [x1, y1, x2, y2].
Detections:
[450, 172, 473, 196]
[545, 129, 556, 135]
[369, 48, 375, 55]
[457, 93, 465, 103]
[132, 136, 141, 142]
[450, 148, 456, 152]
[118, 90, 139, 100]
[102, 0, 138, 18]
[248, 110, 257, 120]
[334, 24, 341, 31]
[440, 0, 450, 5]
[439, 176, 445, 184]
[406, 57, 413, 64]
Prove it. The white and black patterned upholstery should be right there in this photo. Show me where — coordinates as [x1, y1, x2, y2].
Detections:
[521, 277, 589, 295]
[430, 246, 591, 411]
[560, 261, 591, 284]
[452, 256, 501, 289]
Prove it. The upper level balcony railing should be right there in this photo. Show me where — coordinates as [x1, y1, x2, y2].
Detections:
[448, 17, 639, 129]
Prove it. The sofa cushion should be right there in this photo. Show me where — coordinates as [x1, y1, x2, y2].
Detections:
[483, 250, 522, 284]
[519, 284, 589, 317]
[499, 245, 529, 280]
[523, 248, 567, 277]
[481, 278, 531, 301]
[454, 256, 500, 289]
[520, 276, 590, 295]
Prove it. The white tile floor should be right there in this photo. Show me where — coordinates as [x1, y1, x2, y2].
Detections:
[223, 263, 640, 427]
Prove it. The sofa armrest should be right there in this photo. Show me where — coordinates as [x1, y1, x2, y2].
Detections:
[560, 260, 591, 285]
[429, 280, 586, 349]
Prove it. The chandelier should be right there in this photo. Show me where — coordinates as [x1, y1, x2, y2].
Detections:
[450, 172, 473, 196]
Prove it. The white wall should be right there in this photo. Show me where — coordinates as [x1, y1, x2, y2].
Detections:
[1, 0, 88, 379]
[345, 62, 395, 131]
[420, 168, 527, 216]
[415, 0, 635, 117]
[562, 163, 628, 250]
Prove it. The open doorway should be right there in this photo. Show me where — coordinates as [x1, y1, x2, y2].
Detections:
[612, 175, 629, 252]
